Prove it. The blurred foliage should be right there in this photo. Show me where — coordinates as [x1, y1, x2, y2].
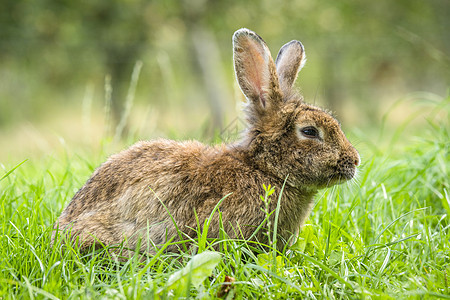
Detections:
[0, 0, 448, 156]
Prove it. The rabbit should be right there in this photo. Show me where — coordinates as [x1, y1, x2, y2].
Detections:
[52, 28, 360, 255]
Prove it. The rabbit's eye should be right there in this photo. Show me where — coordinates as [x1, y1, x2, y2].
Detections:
[300, 126, 320, 139]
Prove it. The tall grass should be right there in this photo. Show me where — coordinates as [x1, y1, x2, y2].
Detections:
[0, 96, 448, 298]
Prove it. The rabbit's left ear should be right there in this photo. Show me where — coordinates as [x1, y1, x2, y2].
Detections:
[275, 40, 306, 94]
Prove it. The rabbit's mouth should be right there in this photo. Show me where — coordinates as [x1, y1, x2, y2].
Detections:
[328, 171, 355, 185]
[326, 159, 357, 185]
[309, 166, 356, 189]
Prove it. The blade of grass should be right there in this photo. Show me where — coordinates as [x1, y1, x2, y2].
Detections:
[295, 252, 354, 291]
[1, 159, 28, 182]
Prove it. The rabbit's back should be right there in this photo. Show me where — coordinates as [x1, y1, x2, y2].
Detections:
[55, 139, 290, 251]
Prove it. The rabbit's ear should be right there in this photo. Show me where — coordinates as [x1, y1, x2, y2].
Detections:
[233, 28, 281, 109]
[275, 40, 306, 94]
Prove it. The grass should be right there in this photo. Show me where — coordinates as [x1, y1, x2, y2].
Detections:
[0, 96, 449, 299]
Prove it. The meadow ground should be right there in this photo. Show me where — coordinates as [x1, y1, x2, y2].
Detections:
[0, 96, 448, 299]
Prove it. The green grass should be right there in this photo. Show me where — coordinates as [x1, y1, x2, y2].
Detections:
[0, 97, 449, 299]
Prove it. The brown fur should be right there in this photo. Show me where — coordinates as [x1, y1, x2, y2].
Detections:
[53, 28, 360, 254]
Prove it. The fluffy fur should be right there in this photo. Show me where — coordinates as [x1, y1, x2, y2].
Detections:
[53, 28, 360, 254]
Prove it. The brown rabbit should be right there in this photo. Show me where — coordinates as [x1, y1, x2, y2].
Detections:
[53, 28, 360, 254]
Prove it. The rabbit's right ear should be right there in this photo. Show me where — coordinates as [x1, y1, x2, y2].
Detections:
[233, 29, 282, 111]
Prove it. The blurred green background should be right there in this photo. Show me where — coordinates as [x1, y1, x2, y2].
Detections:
[1, 0, 448, 161]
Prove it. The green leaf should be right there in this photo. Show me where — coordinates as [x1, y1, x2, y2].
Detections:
[257, 253, 284, 276]
[291, 225, 317, 255]
[165, 251, 222, 292]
